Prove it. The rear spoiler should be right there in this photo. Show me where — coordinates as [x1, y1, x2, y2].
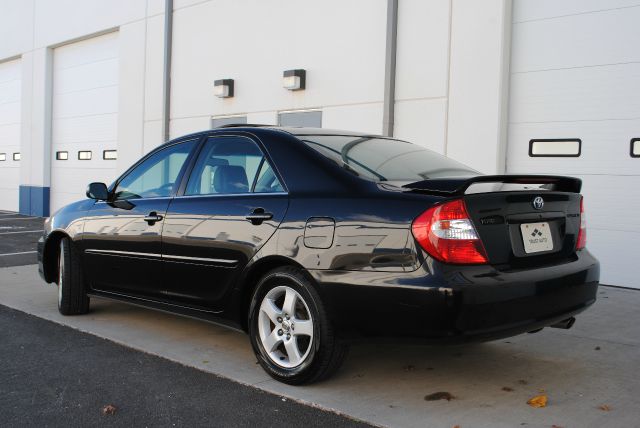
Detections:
[402, 175, 582, 195]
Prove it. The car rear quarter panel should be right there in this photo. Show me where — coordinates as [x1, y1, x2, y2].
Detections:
[256, 190, 440, 273]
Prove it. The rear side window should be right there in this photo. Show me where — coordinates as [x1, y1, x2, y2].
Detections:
[298, 135, 477, 182]
[254, 161, 284, 193]
[185, 136, 284, 195]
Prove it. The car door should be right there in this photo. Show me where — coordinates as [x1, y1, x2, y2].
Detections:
[161, 135, 289, 311]
[82, 139, 198, 299]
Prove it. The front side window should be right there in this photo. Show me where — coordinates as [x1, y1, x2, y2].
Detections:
[114, 140, 196, 200]
[185, 136, 283, 195]
[298, 134, 478, 182]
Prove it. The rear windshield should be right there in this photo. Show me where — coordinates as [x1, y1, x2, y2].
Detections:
[298, 135, 478, 182]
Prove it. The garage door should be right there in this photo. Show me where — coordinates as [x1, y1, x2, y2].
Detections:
[506, 2, 640, 288]
[0, 58, 21, 212]
[51, 31, 119, 213]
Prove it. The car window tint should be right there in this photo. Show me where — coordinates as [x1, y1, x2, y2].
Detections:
[185, 136, 273, 196]
[299, 135, 478, 182]
[254, 161, 284, 193]
[114, 140, 196, 200]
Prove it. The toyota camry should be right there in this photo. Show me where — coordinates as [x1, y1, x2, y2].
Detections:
[37, 125, 600, 384]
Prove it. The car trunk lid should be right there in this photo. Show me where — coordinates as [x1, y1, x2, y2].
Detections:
[403, 175, 583, 267]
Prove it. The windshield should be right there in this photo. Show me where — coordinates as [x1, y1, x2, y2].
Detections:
[299, 135, 478, 182]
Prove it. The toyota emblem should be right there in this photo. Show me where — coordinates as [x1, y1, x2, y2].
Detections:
[532, 196, 544, 210]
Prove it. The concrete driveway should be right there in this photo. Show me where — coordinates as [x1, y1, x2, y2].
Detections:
[1, 265, 638, 428]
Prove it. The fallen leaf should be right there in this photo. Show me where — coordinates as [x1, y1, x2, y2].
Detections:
[551, 425, 564, 428]
[101, 404, 117, 415]
[502, 386, 514, 392]
[598, 404, 612, 412]
[527, 395, 547, 408]
[425, 391, 456, 401]
[594, 346, 601, 351]
[518, 379, 528, 385]
[453, 425, 461, 428]
[202, 360, 209, 364]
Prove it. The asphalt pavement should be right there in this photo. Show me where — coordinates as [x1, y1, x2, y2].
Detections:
[0, 212, 369, 427]
[0, 212, 44, 268]
[0, 305, 370, 428]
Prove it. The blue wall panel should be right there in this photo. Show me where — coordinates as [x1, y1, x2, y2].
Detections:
[19, 185, 50, 217]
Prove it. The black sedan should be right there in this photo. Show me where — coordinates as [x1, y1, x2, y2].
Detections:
[38, 126, 599, 384]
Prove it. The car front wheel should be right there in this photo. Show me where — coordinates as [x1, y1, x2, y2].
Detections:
[57, 237, 90, 315]
[248, 267, 348, 385]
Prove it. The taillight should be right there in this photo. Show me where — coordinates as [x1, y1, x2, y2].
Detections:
[411, 199, 488, 264]
[576, 196, 587, 250]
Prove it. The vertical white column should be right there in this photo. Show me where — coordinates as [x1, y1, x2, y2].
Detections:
[143, 11, 169, 155]
[446, 0, 512, 174]
[19, 47, 52, 216]
[117, 21, 147, 173]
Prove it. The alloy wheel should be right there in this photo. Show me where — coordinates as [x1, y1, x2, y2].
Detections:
[257, 285, 314, 368]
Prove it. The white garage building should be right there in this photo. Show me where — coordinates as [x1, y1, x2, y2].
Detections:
[0, 0, 638, 288]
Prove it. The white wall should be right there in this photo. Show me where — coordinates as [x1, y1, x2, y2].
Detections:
[446, 0, 512, 174]
[393, 0, 450, 153]
[169, 0, 387, 137]
[168, 0, 511, 173]
[0, 0, 513, 214]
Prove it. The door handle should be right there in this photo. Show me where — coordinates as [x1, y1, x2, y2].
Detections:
[144, 212, 164, 225]
[246, 208, 273, 225]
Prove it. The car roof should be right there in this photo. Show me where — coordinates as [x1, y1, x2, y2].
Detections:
[165, 125, 385, 145]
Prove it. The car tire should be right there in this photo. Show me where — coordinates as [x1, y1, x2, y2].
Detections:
[248, 266, 348, 385]
[57, 237, 90, 315]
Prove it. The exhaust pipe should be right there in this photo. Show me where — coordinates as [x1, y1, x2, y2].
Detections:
[550, 317, 576, 329]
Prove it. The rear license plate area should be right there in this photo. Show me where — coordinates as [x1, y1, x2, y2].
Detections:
[520, 222, 553, 254]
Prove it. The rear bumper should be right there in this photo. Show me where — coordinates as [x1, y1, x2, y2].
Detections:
[311, 250, 599, 343]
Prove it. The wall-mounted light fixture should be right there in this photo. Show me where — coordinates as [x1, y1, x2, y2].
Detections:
[13, 153, 20, 161]
[214, 79, 234, 98]
[56, 151, 69, 160]
[0, 153, 5, 161]
[283, 69, 306, 91]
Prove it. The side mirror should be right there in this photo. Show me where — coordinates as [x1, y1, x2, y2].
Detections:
[86, 182, 109, 201]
